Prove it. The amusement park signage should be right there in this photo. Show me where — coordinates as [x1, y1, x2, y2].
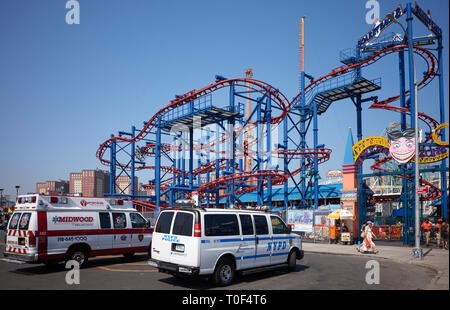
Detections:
[358, 5, 404, 49]
[341, 190, 358, 202]
[412, 2, 442, 38]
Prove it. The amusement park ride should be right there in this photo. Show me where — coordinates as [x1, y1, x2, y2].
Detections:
[96, 2, 448, 245]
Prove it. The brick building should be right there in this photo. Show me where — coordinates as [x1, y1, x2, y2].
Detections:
[36, 180, 69, 195]
[69, 169, 110, 197]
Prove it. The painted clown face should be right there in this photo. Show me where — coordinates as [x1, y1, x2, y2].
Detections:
[387, 128, 416, 164]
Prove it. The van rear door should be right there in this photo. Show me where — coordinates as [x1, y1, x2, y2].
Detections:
[152, 211, 175, 262]
[169, 211, 197, 267]
[152, 210, 198, 267]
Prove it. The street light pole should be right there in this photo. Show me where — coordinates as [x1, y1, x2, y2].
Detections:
[386, 13, 423, 260]
[0, 188, 4, 211]
[15, 185, 20, 202]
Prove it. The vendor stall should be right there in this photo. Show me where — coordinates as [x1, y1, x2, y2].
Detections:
[328, 209, 354, 244]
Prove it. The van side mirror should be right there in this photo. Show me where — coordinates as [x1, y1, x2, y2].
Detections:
[287, 226, 292, 234]
[145, 220, 150, 228]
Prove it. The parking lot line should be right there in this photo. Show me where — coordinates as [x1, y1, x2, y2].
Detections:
[97, 265, 158, 273]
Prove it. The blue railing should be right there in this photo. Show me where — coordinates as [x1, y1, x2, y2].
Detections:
[160, 95, 244, 127]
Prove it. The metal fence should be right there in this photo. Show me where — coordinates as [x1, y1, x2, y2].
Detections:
[372, 225, 402, 240]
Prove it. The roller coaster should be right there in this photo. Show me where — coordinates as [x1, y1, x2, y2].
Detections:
[96, 2, 448, 243]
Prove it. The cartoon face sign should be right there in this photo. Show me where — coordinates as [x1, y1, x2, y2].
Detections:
[387, 128, 416, 164]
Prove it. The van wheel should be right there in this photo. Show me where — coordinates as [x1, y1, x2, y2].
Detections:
[66, 248, 88, 268]
[287, 251, 297, 272]
[213, 258, 235, 286]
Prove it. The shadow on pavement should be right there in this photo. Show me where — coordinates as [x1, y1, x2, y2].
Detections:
[157, 264, 310, 289]
[8, 253, 150, 276]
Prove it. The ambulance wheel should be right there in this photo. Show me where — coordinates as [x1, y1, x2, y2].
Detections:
[287, 251, 297, 272]
[213, 257, 235, 286]
[66, 248, 88, 268]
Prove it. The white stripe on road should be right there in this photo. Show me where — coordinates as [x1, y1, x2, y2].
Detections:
[0, 258, 25, 264]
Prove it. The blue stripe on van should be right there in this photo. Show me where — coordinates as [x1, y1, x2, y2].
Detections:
[201, 236, 296, 243]
[241, 251, 290, 260]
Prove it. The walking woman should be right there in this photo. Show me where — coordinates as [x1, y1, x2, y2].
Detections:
[357, 221, 378, 254]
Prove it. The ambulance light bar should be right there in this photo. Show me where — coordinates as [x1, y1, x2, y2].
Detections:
[49, 197, 69, 204]
[109, 199, 124, 206]
[17, 196, 37, 204]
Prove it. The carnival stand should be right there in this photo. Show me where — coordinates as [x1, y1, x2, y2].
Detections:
[328, 209, 354, 244]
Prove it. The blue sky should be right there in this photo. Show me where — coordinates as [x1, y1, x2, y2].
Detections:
[0, 0, 448, 197]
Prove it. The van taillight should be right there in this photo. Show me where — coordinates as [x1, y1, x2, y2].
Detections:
[194, 224, 201, 237]
[50, 197, 58, 203]
[28, 236, 36, 247]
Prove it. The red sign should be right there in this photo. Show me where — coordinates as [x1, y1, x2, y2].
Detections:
[417, 187, 429, 195]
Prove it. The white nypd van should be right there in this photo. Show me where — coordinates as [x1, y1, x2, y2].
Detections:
[3, 194, 152, 267]
[148, 204, 304, 286]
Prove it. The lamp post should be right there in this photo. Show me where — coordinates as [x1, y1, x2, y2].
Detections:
[0, 188, 4, 211]
[15, 185, 20, 202]
[386, 13, 422, 260]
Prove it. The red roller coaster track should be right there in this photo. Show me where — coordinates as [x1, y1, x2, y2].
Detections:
[97, 40, 442, 206]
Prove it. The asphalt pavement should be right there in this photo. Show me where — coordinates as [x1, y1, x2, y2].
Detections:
[0, 230, 440, 290]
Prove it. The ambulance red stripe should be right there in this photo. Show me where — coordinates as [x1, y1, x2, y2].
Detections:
[45, 228, 153, 237]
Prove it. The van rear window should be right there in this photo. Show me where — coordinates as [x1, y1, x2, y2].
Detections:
[172, 212, 193, 236]
[8, 213, 22, 230]
[205, 214, 239, 236]
[155, 212, 174, 234]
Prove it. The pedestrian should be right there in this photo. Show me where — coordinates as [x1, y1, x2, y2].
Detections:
[357, 221, 378, 254]
[440, 219, 449, 250]
[436, 219, 443, 248]
[421, 218, 433, 247]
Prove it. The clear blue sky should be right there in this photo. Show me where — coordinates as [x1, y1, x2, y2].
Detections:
[0, 0, 448, 197]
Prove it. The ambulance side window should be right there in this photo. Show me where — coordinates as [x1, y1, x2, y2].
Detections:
[8, 213, 22, 230]
[130, 212, 146, 229]
[112, 213, 127, 229]
[99, 212, 112, 229]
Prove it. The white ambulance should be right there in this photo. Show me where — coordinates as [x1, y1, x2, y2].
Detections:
[3, 194, 153, 267]
[148, 205, 304, 286]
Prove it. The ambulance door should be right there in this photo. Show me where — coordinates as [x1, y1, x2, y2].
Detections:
[112, 212, 130, 249]
[129, 212, 150, 250]
[253, 215, 271, 267]
[98, 212, 113, 250]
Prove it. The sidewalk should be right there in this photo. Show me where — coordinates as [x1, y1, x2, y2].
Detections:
[303, 242, 449, 290]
